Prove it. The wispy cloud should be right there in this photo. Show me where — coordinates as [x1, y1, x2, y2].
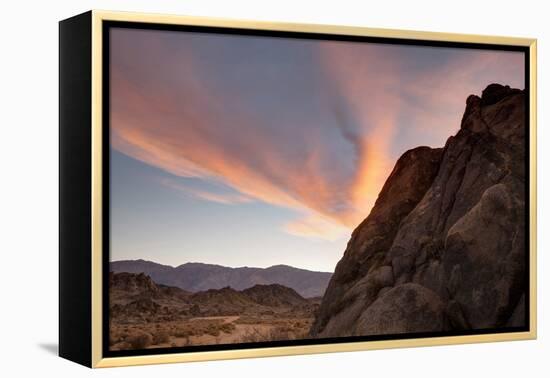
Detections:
[284, 214, 350, 241]
[110, 29, 524, 241]
[161, 178, 254, 205]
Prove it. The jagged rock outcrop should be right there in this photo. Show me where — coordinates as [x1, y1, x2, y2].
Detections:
[242, 284, 310, 307]
[109, 271, 163, 298]
[110, 271, 319, 321]
[311, 84, 526, 337]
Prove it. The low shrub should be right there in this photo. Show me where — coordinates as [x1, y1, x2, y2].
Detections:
[126, 331, 153, 349]
[153, 330, 171, 344]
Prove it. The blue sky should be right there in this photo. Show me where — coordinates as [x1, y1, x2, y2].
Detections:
[111, 150, 345, 271]
[109, 27, 524, 272]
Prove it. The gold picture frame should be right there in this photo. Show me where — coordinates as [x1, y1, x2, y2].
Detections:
[59, 10, 537, 368]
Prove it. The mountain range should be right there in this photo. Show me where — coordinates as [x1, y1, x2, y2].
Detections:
[110, 259, 332, 298]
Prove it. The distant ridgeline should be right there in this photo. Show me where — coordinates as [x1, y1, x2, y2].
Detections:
[110, 259, 332, 298]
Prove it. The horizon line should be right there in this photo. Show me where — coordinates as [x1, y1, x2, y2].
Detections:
[110, 258, 334, 274]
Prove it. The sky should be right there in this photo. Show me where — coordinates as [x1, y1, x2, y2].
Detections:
[109, 27, 524, 272]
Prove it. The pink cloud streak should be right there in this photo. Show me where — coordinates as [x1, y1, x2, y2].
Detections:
[110, 30, 524, 240]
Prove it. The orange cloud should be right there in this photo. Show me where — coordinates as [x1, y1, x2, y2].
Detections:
[284, 214, 350, 241]
[317, 42, 401, 226]
[109, 29, 524, 241]
[110, 38, 358, 239]
[161, 179, 255, 205]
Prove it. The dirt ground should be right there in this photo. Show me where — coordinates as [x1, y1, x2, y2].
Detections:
[110, 314, 314, 350]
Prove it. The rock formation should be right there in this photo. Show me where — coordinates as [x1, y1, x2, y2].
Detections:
[109, 271, 319, 320]
[311, 84, 527, 337]
[109, 272, 320, 349]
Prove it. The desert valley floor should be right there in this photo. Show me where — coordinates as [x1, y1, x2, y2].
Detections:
[109, 271, 322, 350]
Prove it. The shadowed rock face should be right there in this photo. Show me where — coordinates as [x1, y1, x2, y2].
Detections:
[311, 84, 526, 337]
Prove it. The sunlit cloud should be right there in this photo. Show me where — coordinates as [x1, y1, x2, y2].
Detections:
[161, 179, 255, 205]
[284, 214, 350, 241]
[110, 28, 524, 241]
[318, 42, 402, 226]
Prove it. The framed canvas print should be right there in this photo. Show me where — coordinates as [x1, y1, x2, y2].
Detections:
[59, 10, 537, 368]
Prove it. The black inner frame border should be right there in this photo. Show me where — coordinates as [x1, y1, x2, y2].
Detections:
[101, 20, 531, 359]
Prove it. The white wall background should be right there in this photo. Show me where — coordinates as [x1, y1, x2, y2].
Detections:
[0, 0, 547, 376]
